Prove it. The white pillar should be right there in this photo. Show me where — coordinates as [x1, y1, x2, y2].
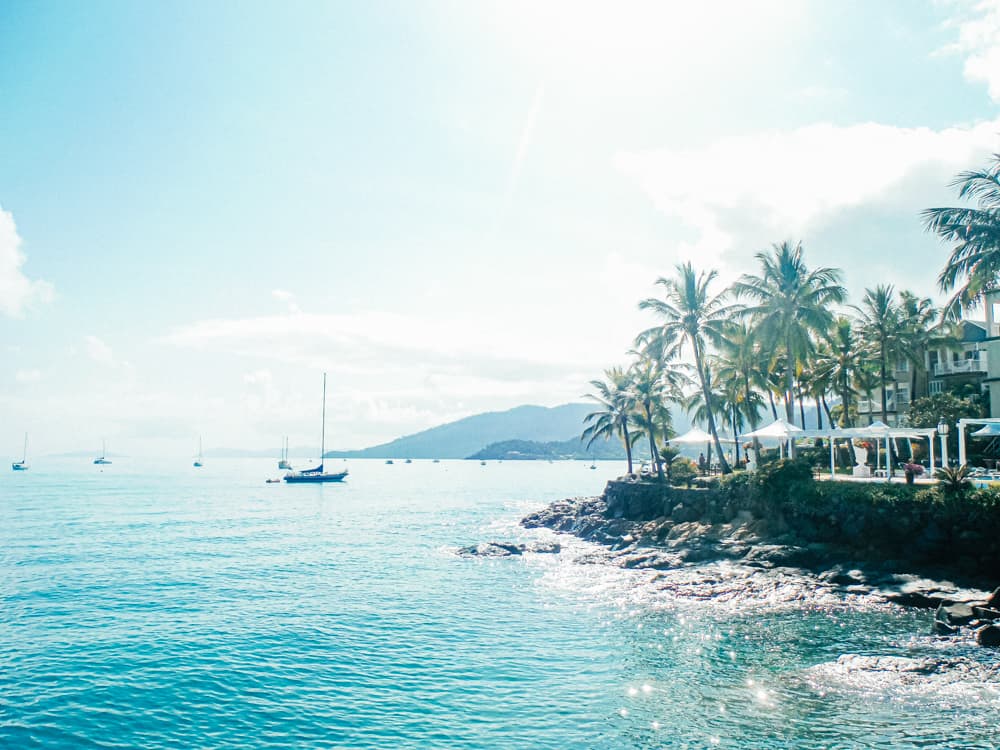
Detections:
[929, 434, 935, 473]
[885, 433, 891, 482]
[829, 435, 836, 478]
[956, 420, 964, 467]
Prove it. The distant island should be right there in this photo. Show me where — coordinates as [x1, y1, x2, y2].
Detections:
[324, 403, 692, 460]
[466, 438, 629, 461]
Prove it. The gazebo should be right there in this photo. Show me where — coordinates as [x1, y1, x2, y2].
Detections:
[957, 418, 1000, 467]
[743, 418, 803, 459]
[796, 423, 939, 480]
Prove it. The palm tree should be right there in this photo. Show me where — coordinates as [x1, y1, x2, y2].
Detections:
[854, 284, 900, 424]
[715, 322, 767, 463]
[583, 367, 638, 475]
[628, 357, 674, 480]
[853, 363, 882, 426]
[732, 241, 846, 455]
[638, 262, 733, 473]
[897, 290, 938, 401]
[812, 316, 863, 427]
[923, 154, 1000, 319]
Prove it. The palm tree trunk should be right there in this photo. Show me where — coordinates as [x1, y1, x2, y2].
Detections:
[815, 396, 824, 430]
[821, 395, 832, 426]
[785, 335, 797, 458]
[798, 383, 806, 428]
[768, 390, 778, 420]
[880, 337, 888, 424]
[732, 409, 741, 465]
[622, 425, 634, 475]
[693, 339, 731, 474]
[644, 403, 663, 481]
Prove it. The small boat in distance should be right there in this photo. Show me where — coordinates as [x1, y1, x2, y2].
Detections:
[284, 373, 348, 484]
[194, 437, 203, 468]
[94, 440, 112, 465]
[404, 458, 412, 464]
[12, 433, 29, 471]
[278, 436, 292, 470]
[385, 459, 394, 465]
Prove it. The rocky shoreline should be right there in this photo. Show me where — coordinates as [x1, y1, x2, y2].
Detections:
[508, 489, 1000, 648]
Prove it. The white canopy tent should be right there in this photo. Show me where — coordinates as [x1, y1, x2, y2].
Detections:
[796, 424, 938, 480]
[743, 418, 803, 459]
[667, 427, 715, 444]
[958, 418, 1000, 466]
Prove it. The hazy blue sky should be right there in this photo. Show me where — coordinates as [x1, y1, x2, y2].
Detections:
[2, 0, 1000, 455]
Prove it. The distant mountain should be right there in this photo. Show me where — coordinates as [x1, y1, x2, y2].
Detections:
[326, 403, 598, 459]
[468, 438, 638, 461]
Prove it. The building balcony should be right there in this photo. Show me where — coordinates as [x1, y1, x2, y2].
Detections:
[933, 356, 988, 376]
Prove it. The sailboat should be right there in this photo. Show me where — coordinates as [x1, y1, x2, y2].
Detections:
[193, 437, 203, 468]
[284, 373, 348, 483]
[278, 436, 292, 470]
[94, 440, 112, 465]
[12, 433, 28, 471]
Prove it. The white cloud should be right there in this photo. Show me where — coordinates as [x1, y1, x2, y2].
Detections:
[0, 205, 53, 317]
[84, 335, 115, 365]
[615, 118, 1000, 278]
[244, 369, 272, 385]
[15, 369, 41, 383]
[271, 288, 300, 313]
[943, 0, 1000, 102]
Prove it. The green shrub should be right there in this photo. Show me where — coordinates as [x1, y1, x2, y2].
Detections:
[754, 458, 814, 495]
[669, 458, 698, 488]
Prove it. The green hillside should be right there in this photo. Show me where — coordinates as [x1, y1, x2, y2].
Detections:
[325, 403, 596, 459]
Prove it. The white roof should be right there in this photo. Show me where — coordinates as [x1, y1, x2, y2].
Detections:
[668, 427, 715, 444]
[744, 418, 804, 439]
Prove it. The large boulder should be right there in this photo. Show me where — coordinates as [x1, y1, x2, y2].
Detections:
[457, 541, 524, 557]
[976, 624, 1000, 647]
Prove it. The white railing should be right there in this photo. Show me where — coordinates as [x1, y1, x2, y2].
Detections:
[858, 397, 896, 413]
[933, 355, 988, 376]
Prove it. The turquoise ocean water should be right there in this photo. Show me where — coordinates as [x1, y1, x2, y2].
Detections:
[2, 458, 998, 749]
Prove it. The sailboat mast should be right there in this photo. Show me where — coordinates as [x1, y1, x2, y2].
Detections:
[320, 372, 327, 467]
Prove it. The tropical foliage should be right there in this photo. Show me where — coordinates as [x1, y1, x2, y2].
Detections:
[581, 154, 999, 477]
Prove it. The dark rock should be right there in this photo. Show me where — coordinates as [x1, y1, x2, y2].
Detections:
[457, 541, 525, 557]
[619, 550, 681, 570]
[988, 587, 1000, 610]
[976, 624, 1000, 647]
[974, 606, 1000, 621]
[677, 543, 724, 564]
[936, 602, 975, 628]
[671, 503, 700, 523]
[527, 541, 561, 554]
[818, 567, 868, 586]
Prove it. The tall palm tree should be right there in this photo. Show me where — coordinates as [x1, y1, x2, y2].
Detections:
[732, 241, 846, 455]
[812, 316, 863, 427]
[638, 262, 733, 473]
[628, 357, 674, 480]
[897, 290, 938, 401]
[854, 284, 900, 424]
[715, 322, 767, 463]
[923, 154, 1000, 319]
[853, 363, 882, 426]
[582, 367, 638, 475]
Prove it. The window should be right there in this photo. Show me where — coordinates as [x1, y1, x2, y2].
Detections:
[897, 385, 910, 405]
[896, 359, 909, 372]
[930, 380, 943, 395]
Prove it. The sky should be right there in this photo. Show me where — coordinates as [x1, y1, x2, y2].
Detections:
[2, 0, 1000, 456]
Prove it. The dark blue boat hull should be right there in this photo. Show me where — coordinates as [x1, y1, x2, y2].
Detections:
[283, 470, 348, 483]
